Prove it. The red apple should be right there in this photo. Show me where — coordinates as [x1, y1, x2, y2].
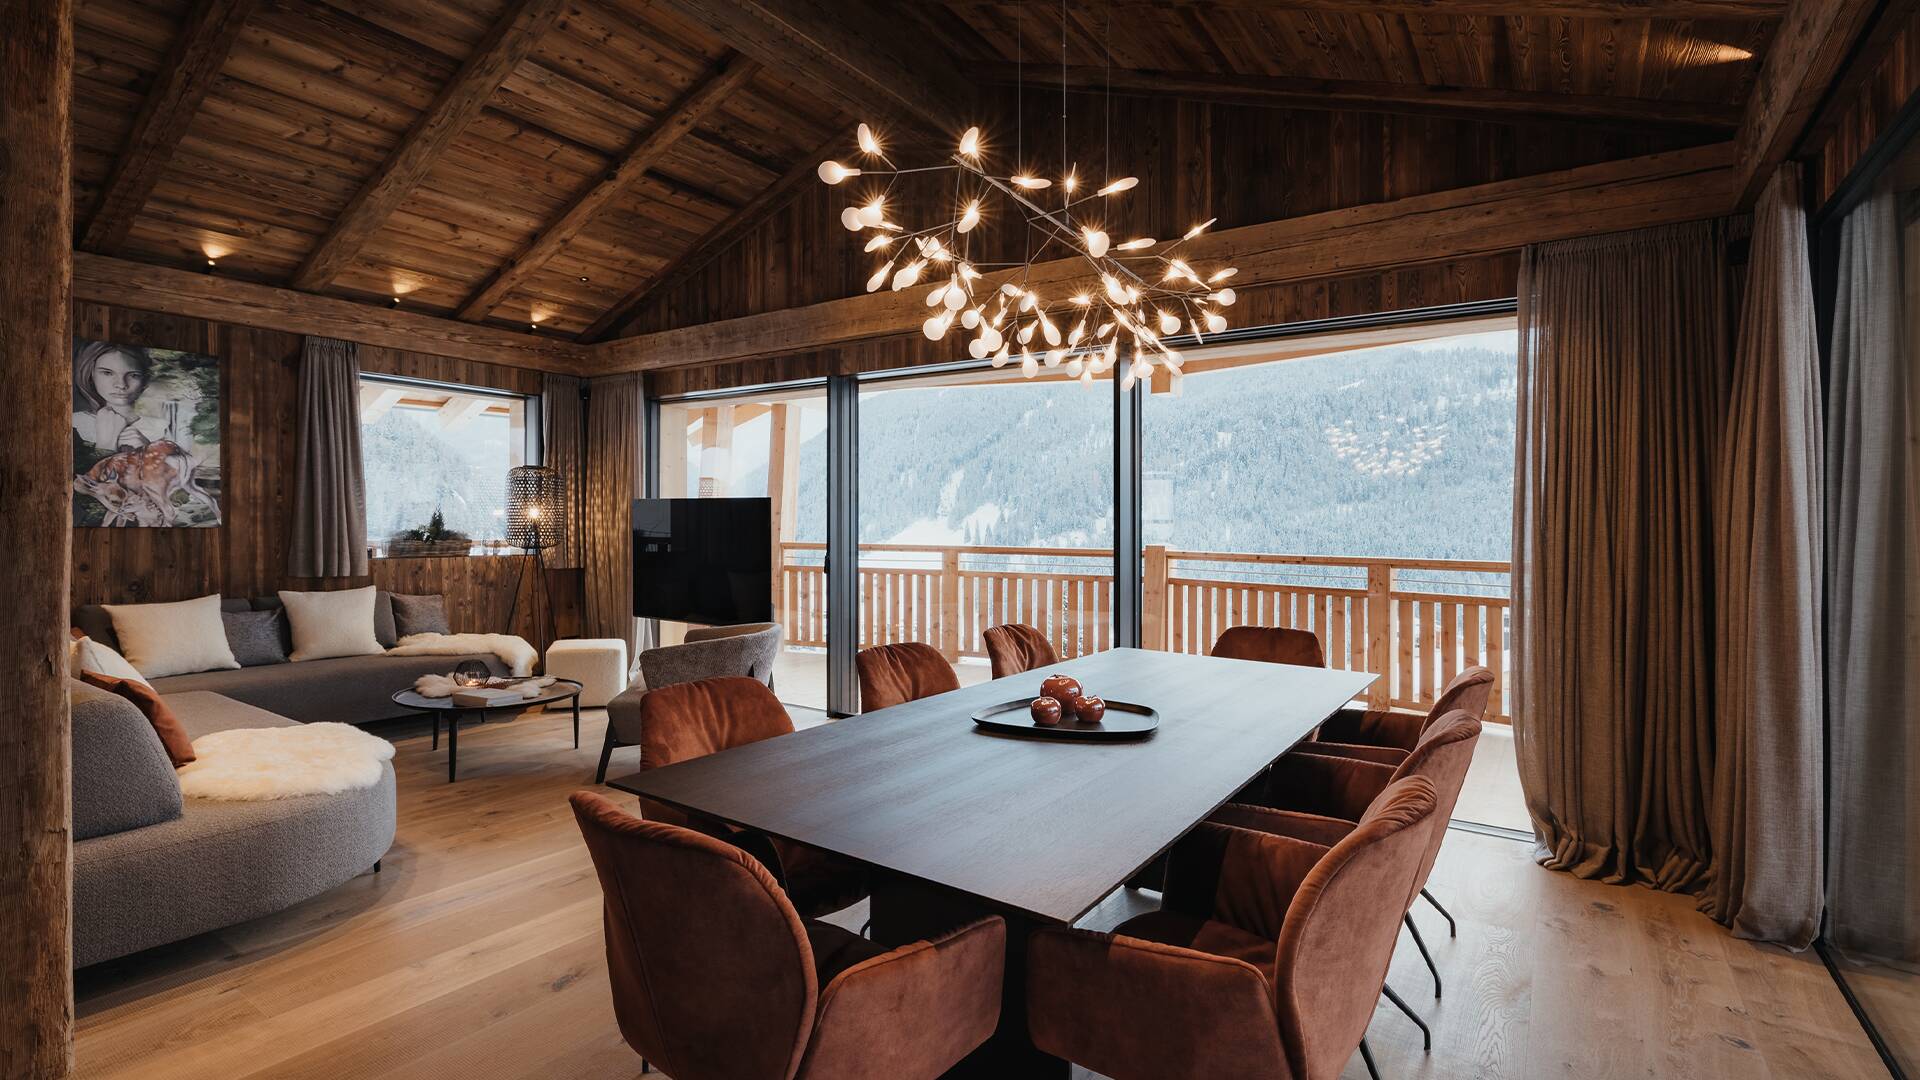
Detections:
[1039, 674, 1082, 712]
[1073, 695, 1106, 724]
[1030, 696, 1063, 726]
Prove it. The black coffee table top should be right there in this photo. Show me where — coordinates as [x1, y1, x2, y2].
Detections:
[391, 678, 583, 712]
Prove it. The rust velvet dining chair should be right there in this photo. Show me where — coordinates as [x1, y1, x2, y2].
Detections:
[982, 622, 1058, 679]
[1301, 665, 1495, 765]
[1210, 625, 1326, 668]
[856, 641, 961, 711]
[570, 792, 1006, 1080]
[1027, 776, 1442, 1080]
[630, 675, 868, 918]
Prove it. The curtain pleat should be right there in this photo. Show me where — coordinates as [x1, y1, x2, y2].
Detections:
[1703, 165, 1824, 946]
[1513, 219, 1727, 894]
[288, 337, 367, 578]
[584, 373, 645, 661]
[542, 373, 585, 570]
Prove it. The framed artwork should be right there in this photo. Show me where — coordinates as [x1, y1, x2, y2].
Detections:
[72, 339, 222, 527]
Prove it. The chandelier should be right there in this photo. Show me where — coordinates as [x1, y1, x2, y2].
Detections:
[818, 122, 1238, 391]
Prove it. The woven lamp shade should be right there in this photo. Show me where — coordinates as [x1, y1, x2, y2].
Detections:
[506, 465, 567, 552]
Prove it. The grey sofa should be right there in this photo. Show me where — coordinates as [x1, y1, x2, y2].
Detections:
[595, 622, 783, 783]
[73, 593, 507, 726]
[72, 680, 395, 967]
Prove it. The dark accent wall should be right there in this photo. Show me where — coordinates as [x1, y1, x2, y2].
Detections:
[70, 300, 581, 649]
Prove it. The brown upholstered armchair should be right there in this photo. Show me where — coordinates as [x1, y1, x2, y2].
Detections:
[1300, 665, 1494, 765]
[855, 641, 960, 711]
[981, 622, 1058, 679]
[1027, 777, 1441, 1080]
[1215, 710, 1482, 1038]
[571, 792, 1005, 1080]
[1211, 625, 1326, 667]
[612, 676, 868, 918]
[598, 623, 784, 782]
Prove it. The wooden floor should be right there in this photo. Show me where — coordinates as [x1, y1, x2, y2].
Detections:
[74, 707, 1888, 1080]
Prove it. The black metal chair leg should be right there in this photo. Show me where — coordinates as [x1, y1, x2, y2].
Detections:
[1422, 887, 1457, 937]
[431, 713, 438, 751]
[1405, 913, 1441, 998]
[595, 723, 618, 785]
[860, 919, 872, 938]
[1358, 1037, 1382, 1080]
[1381, 982, 1431, 1052]
[572, 697, 581, 749]
[640, 1058, 650, 1074]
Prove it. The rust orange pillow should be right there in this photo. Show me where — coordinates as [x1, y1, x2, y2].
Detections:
[77, 671, 195, 767]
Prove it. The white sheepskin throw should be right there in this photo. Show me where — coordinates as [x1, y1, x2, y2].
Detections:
[387, 632, 537, 677]
[177, 723, 395, 801]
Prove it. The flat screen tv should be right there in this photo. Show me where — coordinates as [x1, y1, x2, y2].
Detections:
[632, 497, 773, 626]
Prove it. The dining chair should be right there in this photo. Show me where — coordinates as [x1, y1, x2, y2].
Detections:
[981, 622, 1059, 679]
[619, 675, 869, 919]
[570, 792, 1006, 1080]
[1210, 625, 1326, 667]
[1027, 776, 1442, 1080]
[1299, 665, 1495, 765]
[856, 641, 961, 711]
[1214, 710, 1482, 1043]
[598, 623, 784, 782]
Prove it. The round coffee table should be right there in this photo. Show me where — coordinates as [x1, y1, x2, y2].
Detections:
[391, 679, 584, 783]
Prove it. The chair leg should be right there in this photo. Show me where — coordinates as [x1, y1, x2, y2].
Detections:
[1405, 913, 1442, 998]
[1358, 1038, 1382, 1080]
[1421, 887, 1457, 938]
[595, 724, 618, 785]
[860, 919, 872, 938]
[640, 1058, 650, 1074]
[1381, 982, 1431, 1052]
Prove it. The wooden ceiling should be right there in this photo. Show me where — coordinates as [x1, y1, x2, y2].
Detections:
[67, 0, 1811, 353]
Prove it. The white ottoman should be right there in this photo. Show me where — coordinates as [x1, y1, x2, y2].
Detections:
[544, 638, 630, 709]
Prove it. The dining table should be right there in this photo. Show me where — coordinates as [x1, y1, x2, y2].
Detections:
[610, 646, 1377, 1076]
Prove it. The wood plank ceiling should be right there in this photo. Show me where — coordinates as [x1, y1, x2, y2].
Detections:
[70, 0, 1786, 344]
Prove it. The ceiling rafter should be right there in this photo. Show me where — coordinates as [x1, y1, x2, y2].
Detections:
[1730, 0, 1879, 206]
[78, 0, 261, 255]
[927, 0, 1786, 17]
[988, 63, 1744, 131]
[288, 0, 568, 292]
[579, 126, 851, 343]
[455, 51, 763, 324]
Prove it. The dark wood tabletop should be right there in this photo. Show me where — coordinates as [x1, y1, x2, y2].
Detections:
[611, 648, 1375, 925]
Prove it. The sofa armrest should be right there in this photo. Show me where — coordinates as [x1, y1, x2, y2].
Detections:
[1027, 926, 1285, 1079]
[800, 916, 1005, 1080]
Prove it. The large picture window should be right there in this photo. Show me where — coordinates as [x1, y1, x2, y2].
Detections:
[359, 376, 528, 554]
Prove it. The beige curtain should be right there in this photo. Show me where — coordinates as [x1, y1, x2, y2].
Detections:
[584, 373, 645, 661]
[288, 337, 367, 577]
[1702, 165, 1824, 946]
[542, 373, 584, 570]
[1512, 220, 1728, 893]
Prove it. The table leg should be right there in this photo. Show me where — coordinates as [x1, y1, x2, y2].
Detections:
[431, 712, 439, 751]
[447, 711, 460, 783]
[572, 696, 581, 749]
[868, 873, 1066, 1078]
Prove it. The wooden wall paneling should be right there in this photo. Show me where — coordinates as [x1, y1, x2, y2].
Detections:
[1809, 2, 1920, 205]
[2, 0, 75, 1071]
[1731, 0, 1879, 205]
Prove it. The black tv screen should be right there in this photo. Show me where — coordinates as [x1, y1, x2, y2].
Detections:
[632, 498, 774, 626]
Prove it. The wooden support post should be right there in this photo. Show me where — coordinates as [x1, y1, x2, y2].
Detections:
[656, 406, 690, 499]
[696, 406, 734, 498]
[939, 548, 963, 661]
[1365, 563, 1393, 710]
[768, 403, 799, 635]
[1, 0, 76, 1073]
[1141, 545, 1170, 651]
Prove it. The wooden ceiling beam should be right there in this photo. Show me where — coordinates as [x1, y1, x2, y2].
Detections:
[589, 143, 1740, 373]
[77, 0, 260, 255]
[991, 64, 1743, 131]
[76, 253, 594, 375]
[1730, 0, 1878, 206]
[579, 125, 852, 343]
[455, 52, 762, 323]
[929, 0, 1785, 16]
[289, 0, 567, 292]
[657, 0, 976, 137]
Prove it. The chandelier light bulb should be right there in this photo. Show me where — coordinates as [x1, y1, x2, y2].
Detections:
[857, 199, 886, 228]
[959, 126, 982, 157]
[1063, 171, 1079, 194]
[1116, 237, 1156, 251]
[891, 259, 926, 290]
[1209, 267, 1238, 283]
[1183, 217, 1217, 239]
[857, 123, 882, 156]
[1045, 348, 1065, 366]
[1206, 312, 1228, 333]
[1121, 367, 1138, 392]
[867, 261, 894, 292]
[1096, 177, 1138, 196]
[1083, 228, 1110, 258]
[818, 160, 858, 184]
[1011, 175, 1051, 190]
[1080, 366, 1094, 387]
[1017, 321, 1038, 345]
[863, 234, 893, 253]
[991, 343, 1011, 367]
[1021, 353, 1039, 377]
[1211, 287, 1237, 307]
[1067, 356, 1084, 376]
[944, 283, 969, 311]
[842, 206, 865, 231]
[1157, 310, 1181, 335]
[961, 306, 982, 329]
[957, 200, 982, 234]
[923, 310, 955, 341]
[968, 336, 989, 359]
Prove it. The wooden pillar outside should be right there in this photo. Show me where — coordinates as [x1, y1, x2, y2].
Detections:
[1365, 563, 1393, 710]
[1, 0, 76, 1075]
[656, 404, 689, 499]
[766, 403, 799, 636]
[1141, 545, 1170, 651]
[695, 405, 733, 498]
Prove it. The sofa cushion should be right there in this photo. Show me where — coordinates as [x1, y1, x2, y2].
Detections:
[374, 590, 398, 649]
[390, 593, 450, 637]
[103, 594, 241, 678]
[163, 690, 299, 739]
[72, 635, 149, 687]
[70, 679, 183, 841]
[72, 604, 119, 650]
[77, 672, 196, 767]
[279, 587, 384, 662]
[151, 653, 509, 726]
[222, 609, 289, 667]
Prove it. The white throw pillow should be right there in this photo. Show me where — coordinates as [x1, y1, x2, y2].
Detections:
[71, 636, 150, 687]
[102, 594, 240, 678]
[278, 587, 384, 662]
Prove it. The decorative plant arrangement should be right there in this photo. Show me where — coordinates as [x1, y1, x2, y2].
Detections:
[387, 509, 472, 558]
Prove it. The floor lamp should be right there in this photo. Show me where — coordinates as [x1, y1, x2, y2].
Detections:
[505, 464, 567, 650]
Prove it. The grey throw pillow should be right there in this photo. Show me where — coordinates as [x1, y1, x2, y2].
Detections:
[222, 609, 289, 667]
[391, 593, 451, 638]
[374, 591, 398, 648]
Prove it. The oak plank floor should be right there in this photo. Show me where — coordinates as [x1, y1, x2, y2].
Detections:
[75, 708, 1887, 1080]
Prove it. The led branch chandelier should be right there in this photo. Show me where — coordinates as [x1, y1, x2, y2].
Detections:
[817, 31, 1239, 391]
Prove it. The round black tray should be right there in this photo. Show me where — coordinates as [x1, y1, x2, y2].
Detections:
[970, 698, 1160, 740]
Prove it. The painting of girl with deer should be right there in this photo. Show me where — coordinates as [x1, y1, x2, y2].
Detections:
[72, 340, 222, 528]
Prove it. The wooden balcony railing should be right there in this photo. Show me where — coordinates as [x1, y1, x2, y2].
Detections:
[776, 542, 1512, 724]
